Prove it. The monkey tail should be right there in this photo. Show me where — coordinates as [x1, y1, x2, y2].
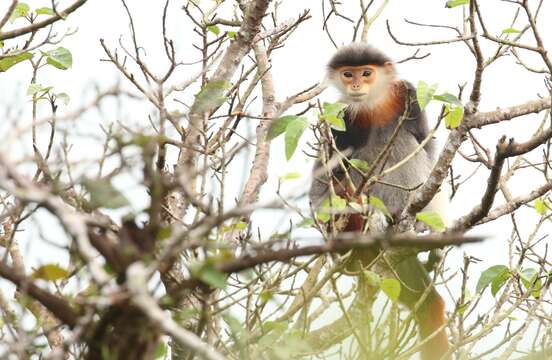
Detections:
[338, 209, 449, 359]
[395, 256, 450, 360]
[417, 295, 449, 360]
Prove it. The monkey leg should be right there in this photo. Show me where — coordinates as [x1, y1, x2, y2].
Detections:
[338, 213, 380, 273]
[394, 255, 449, 360]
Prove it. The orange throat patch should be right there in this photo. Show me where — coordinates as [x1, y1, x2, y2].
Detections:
[350, 81, 406, 128]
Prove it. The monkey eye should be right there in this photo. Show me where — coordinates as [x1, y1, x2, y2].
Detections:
[362, 70, 372, 77]
[343, 71, 353, 78]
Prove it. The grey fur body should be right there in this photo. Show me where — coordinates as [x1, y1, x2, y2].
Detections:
[309, 81, 436, 216]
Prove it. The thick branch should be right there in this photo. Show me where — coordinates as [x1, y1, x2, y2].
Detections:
[468, 0, 484, 107]
[0, 1, 17, 31]
[473, 97, 551, 127]
[175, 0, 271, 218]
[175, 232, 482, 290]
[449, 136, 511, 231]
[238, 43, 274, 207]
[404, 96, 551, 220]
[403, 125, 467, 219]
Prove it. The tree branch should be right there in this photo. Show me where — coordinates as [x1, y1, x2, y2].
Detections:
[175, 232, 482, 290]
[473, 97, 551, 127]
[0, 0, 88, 41]
[449, 136, 511, 231]
[0, 261, 78, 327]
[127, 263, 226, 360]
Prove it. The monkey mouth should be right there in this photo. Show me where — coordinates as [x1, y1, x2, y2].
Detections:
[348, 93, 366, 101]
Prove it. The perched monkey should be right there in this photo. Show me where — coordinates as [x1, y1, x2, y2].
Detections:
[310, 44, 449, 360]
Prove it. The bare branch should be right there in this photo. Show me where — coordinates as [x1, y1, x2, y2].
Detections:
[473, 97, 551, 127]
[0, 261, 78, 327]
[0, 0, 88, 41]
[127, 263, 226, 360]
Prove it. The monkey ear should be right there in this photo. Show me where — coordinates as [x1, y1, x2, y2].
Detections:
[383, 61, 395, 73]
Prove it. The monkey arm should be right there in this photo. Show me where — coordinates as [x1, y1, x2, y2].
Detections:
[309, 160, 330, 208]
[403, 81, 437, 160]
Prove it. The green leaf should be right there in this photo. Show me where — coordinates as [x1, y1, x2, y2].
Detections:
[433, 92, 461, 106]
[534, 198, 548, 215]
[490, 268, 511, 296]
[363, 270, 381, 287]
[519, 268, 537, 285]
[154, 342, 168, 360]
[285, 117, 309, 160]
[446, 0, 469, 8]
[323, 114, 346, 131]
[191, 264, 227, 289]
[174, 308, 199, 323]
[221, 221, 247, 233]
[200, 266, 226, 288]
[267, 115, 297, 140]
[263, 320, 288, 332]
[0, 52, 33, 72]
[369, 196, 392, 219]
[502, 28, 521, 34]
[82, 178, 130, 209]
[32, 264, 69, 281]
[44, 47, 73, 70]
[27, 83, 44, 96]
[519, 268, 542, 298]
[260, 290, 273, 303]
[103, 263, 115, 275]
[279, 172, 301, 181]
[349, 159, 369, 172]
[476, 265, 509, 294]
[207, 25, 220, 35]
[323, 102, 347, 117]
[381, 278, 401, 301]
[444, 104, 464, 129]
[322, 195, 347, 210]
[35, 7, 55, 16]
[0, 41, 4, 49]
[316, 210, 330, 223]
[416, 210, 446, 232]
[223, 314, 246, 340]
[416, 80, 437, 111]
[227, 31, 237, 39]
[317, 195, 347, 223]
[56, 92, 70, 106]
[259, 321, 288, 347]
[26, 84, 52, 98]
[192, 80, 230, 113]
[321, 102, 347, 131]
[457, 289, 472, 314]
[10, 3, 30, 22]
[297, 217, 315, 228]
[156, 227, 172, 241]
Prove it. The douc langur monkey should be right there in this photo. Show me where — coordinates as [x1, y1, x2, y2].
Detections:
[310, 43, 449, 360]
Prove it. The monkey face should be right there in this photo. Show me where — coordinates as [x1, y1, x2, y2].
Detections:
[330, 62, 395, 105]
[338, 65, 378, 101]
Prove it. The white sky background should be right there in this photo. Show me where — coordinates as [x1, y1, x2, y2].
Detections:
[1, 0, 552, 357]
